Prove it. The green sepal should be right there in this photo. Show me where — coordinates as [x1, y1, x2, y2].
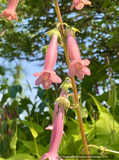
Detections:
[42, 45, 49, 56]
[60, 77, 72, 92]
[55, 97, 70, 109]
[65, 26, 80, 38]
[44, 28, 61, 41]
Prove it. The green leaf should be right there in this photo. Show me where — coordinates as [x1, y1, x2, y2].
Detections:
[80, 103, 88, 118]
[102, 0, 111, 8]
[108, 37, 116, 48]
[4, 154, 39, 160]
[9, 85, 22, 99]
[17, 106, 24, 114]
[6, 116, 13, 126]
[10, 128, 18, 150]
[107, 80, 117, 109]
[88, 93, 108, 113]
[20, 120, 44, 134]
[0, 65, 5, 75]
[44, 101, 53, 117]
[20, 140, 48, 156]
[29, 128, 38, 139]
[37, 89, 45, 98]
[38, 100, 47, 114]
[1, 93, 10, 105]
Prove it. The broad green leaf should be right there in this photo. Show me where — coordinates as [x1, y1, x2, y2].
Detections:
[20, 140, 48, 156]
[5, 154, 39, 160]
[20, 120, 44, 134]
[9, 85, 22, 99]
[102, 0, 111, 8]
[95, 112, 119, 136]
[88, 93, 108, 113]
[37, 89, 45, 98]
[38, 101, 47, 114]
[59, 139, 82, 155]
[16, 145, 28, 154]
[107, 80, 117, 109]
[80, 103, 88, 118]
[18, 106, 24, 114]
[10, 128, 18, 150]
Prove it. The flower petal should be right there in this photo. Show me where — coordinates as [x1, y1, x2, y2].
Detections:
[81, 59, 90, 66]
[76, 70, 84, 79]
[82, 67, 91, 75]
[68, 64, 76, 77]
[50, 73, 62, 83]
[11, 12, 17, 20]
[45, 125, 53, 131]
[42, 79, 52, 90]
[35, 76, 43, 85]
[70, 0, 80, 10]
[75, 3, 84, 10]
[82, 0, 91, 5]
[33, 72, 43, 77]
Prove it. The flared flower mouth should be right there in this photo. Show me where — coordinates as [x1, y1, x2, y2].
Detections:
[74, 62, 83, 70]
[33, 69, 61, 90]
[68, 59, 91, 80]
[0, 10, 18, 20]
[70, 0, 91, 11]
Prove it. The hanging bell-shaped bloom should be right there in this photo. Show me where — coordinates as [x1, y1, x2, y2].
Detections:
[41, 95, 70, 160]
[0, 0, 19, 20]
[70, 0, 91, 11]
[67, 30, 91, 80]
[45, 89, 66, 131]
[41, 106, 64, 160]
[33, 33, 62, 90]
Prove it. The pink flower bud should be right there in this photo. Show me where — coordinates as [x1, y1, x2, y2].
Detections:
[0, 0, 19, 20]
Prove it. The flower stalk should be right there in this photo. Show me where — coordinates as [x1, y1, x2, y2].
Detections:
[53, 0, 90, 158]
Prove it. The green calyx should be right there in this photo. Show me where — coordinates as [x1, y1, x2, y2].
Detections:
[44, 28, 61, 41]
[60, 77, 72, 92]
[42, 45, 49, 56]
[65, 26, 80, 38]
[55, 97, 70, 109]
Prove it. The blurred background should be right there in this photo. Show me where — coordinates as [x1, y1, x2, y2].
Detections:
[0, 0, 119, 159]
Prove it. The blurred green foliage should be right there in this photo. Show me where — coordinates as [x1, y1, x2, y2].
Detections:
[0, 0, 119, 159]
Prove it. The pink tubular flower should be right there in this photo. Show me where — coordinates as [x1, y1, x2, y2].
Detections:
[0, 0, 19, 20]
[70, 0, 91, 11]
[45, 89, 66, 131]
[67, 30, 91, 80]
[41, 90, 67, 160]
[41, 106, 64, 160]
[41, 107, 64, 160]
[33, 33, 62, 90]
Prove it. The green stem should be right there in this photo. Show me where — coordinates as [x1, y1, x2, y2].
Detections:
[14, 149, 16, 155]
[53, 0, 90, 159]
[34, 138, 40, 158]
[86, 145, 119, 154]
[113, 107, 114, 146]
